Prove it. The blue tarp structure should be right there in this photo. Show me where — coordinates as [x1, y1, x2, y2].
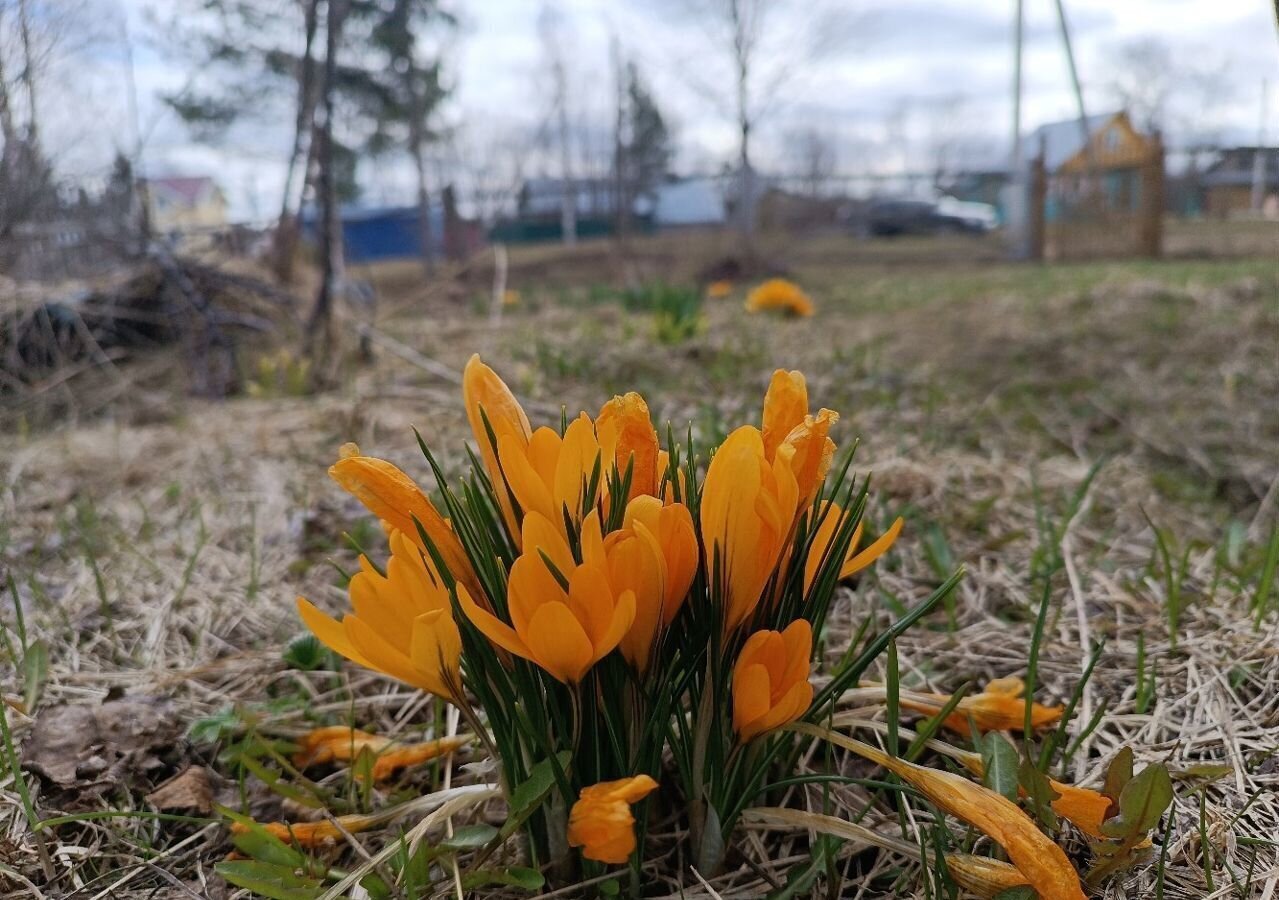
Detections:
[302, 204, 446, 263]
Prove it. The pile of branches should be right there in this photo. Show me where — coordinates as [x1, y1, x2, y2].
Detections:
[0, 251, 298, 423]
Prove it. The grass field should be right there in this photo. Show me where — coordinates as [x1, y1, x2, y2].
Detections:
[1, 225, 1277, 898]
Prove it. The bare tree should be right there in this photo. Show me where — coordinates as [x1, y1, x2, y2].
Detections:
[669, 0, 852, 251]
[538, 2, 576, 246]
[1104, 37, 1233, 146]
[787, 126, 836, 198]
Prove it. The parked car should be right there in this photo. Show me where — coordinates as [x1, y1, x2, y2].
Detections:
[866, 196, 997, 236]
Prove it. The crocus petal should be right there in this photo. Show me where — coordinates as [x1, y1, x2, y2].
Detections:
[762, 369, 809, 461]
[458, 583, 533, 661]
[463, 354, 531, 539]
[597, 392, 660, 501]
[840, 516, 904, 578]
[525, 602, 595, 683]
[297, 598, 375, 670]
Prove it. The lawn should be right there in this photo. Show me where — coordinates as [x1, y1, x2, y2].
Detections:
[1, 226, 1276, 898]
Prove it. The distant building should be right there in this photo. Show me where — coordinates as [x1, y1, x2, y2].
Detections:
[301, 200, 484, 265]
[652, 178, 726, 227]
[1199, 147, 1279, 218]
[1026, 111, 1159, 222]
[141, 176, 228, 235]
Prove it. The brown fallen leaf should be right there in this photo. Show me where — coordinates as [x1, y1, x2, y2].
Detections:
[146, 765, 214, 814]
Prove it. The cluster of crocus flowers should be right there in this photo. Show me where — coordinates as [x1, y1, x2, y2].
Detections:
[294, 354, 904, 872]
[745, 278, 815, 317]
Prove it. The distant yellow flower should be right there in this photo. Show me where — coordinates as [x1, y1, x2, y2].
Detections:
[706, 280, 733, 298]
[733, 619, 814, 742]
[746, 278, 814, 317]
[328, 446, 480, 597]
[297, 529, 463, 702]
[898, 676, 1063, 737]
[458, 511, 635, 683]
[463, 354, 532, 540]
[292, 726, 469, 781]
[597, 392, 661, 503]
[802, 501, 904, 593]
[502, 289, 521, 306]
[700, 426, 799, 630]
[567, 774, 659, 864]
[613, 497, 699, 672]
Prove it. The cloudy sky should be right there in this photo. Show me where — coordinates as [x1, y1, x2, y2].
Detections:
[47, 0, 1279, 219]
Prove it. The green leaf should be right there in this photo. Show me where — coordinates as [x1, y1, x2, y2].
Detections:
[1017, 758, 1060, 830]
[1101, 746, 1134, 815]
[214, 860, 323, 900]
[216, 805, 306, 868]
[598, 878, 621, 896]
[1101, 763, 1173, 840]
[188, 708, 241, 744]
[437, 823, 499, 852]
[981, 733, 1020, 802]
[696, 801, 725, 875]
[509, 751, 571, 816]
[283, 634, 332, 671]
[992, 888, 1038, 900]
[460, 866, 545, 891]
[22, 639, 48, 712]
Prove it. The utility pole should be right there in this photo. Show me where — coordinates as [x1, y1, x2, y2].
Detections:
[1251, 79, 1269, 213]
[1005, 0, 1028, 259]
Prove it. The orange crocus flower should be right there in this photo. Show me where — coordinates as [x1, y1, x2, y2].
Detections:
[297, 529, 463, 702]
[498, 413, 602, 534]
[733, 619, 815, 742]
[609, 497, 698, 672]
[761, 369, 838, 508]
[328, 446, 479, 596]
[700, 426, 799, 631]
[567, 774, 659, 864]
[802, 501, 904, 593]
[463, 354, 533, 540]
[899, 677, 1063, 737]
[745, 279, 815, 317]
[458, 511, 635, 683]
[597, 392, 661, 502]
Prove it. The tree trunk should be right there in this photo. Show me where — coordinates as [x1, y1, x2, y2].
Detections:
[408, 96, 435, 275]
[17, 0, 38, 148]
[305, 0, 345, 373]
[272, 0, 321, 283]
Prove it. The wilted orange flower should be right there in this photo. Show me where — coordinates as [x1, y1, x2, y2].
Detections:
[597, 392, 661, 503]
[801, 728, 1085, 900]
[945, 853, 1032, 897]
[463, 354, 533, 539]
[498, 413, 602, 533]
[328, 446, 479, 596]
[746, 278, 815, 317]
[899, 676, 1063, 737]
[567, 774, 659, 864]
[802, 501, 905, 592]
[706, 280, 733, 298]
[297, 529, 463, 701]
[954, 750, 1113, 840]
[701, 426, 799, 630]
[733, 620, 814, 742]
[459, 511, 635, 683]
[293, 726, 469, 781]
[230, 813, 378, 848]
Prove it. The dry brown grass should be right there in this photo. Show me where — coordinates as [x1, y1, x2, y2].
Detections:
[1, 230, 1276, 898]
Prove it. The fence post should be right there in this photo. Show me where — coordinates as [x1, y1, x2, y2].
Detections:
[1139, 132, 1165, 258]
[1029, 153, 1047, 261]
